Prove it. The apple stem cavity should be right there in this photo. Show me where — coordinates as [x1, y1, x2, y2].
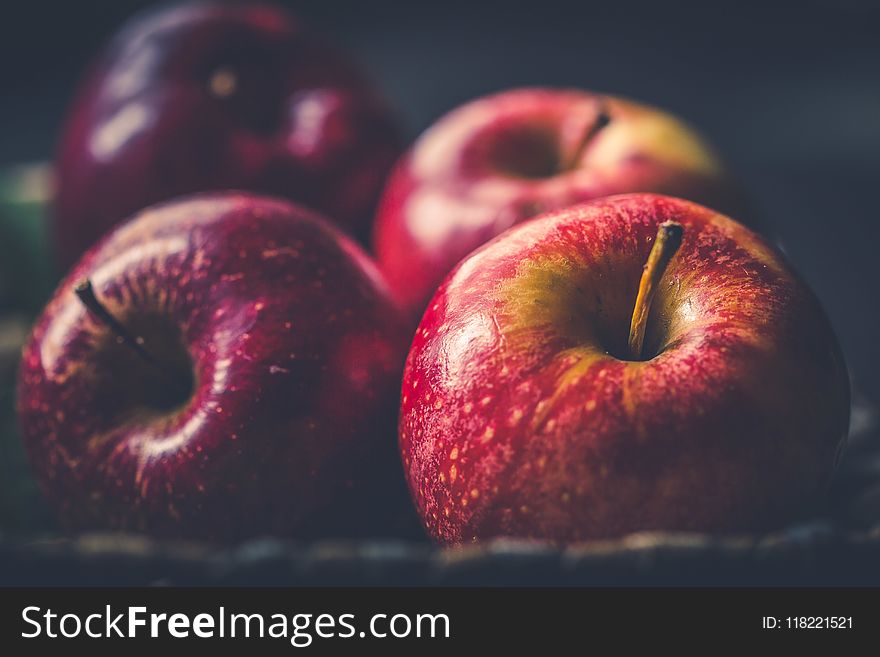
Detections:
[563, 106, 611, 171]
[74, 278, 192, 401]
[627, 221, 684, 360]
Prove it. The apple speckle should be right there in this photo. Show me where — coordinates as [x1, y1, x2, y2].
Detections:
[509, 408, 524, 426]
[261, 247, 300, 259]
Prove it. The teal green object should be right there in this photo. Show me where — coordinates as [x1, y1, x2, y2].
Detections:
[0, 163, 57, 316]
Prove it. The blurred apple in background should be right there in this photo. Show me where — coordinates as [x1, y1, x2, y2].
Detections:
[400, 194, 848, 544]
[374, 88, 753, 319]
[18, 193, 414, 541]
[53, 1, 402, 270]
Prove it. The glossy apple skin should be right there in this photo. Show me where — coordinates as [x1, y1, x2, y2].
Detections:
[18, 193, 413, 541]
[400, 194, 849, 544]
[374, 88, 753, 319]
[53, 1, 402, 270]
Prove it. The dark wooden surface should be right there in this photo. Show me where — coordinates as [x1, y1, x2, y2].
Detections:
[3, 527, 879, 586]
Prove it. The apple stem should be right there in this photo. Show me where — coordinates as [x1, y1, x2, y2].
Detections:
[627, 221, 684, 360]
[74, 279, 191, 399]
[563, 106, 611, 170]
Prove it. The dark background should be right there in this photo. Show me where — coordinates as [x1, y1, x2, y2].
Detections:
[1, 0, 878, 400]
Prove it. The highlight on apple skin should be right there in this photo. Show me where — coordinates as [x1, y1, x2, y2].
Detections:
[17, 192, 412, 541]
[53, 1, 402, 270]
[399, 193, 849, 545]
[374, 88, 753, 319]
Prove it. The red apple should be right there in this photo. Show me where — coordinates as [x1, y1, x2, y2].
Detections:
[400, 194, 849, 544]
[18, 192, 411, 541]
[53, 1, 402, 270]
[374, 88, 753, 319]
